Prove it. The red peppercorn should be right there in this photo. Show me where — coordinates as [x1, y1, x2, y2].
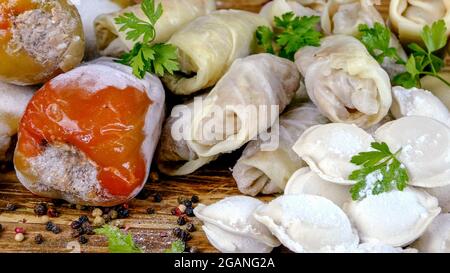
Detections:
[14, 227, 25, 234]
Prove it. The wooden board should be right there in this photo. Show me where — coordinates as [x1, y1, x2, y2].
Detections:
[0, 0, 404, 253]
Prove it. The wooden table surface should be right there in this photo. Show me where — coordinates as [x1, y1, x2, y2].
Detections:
[0, 0, 405, 253]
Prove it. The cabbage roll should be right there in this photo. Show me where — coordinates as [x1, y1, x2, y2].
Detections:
[295, 35, 392, 128]
[157, 100, 217, 176]
[0, 82, 35, 161]
[162, 10, 270, 95]
[95, 0, 216, 57]
[232, 103, 328, 196]
[260, 0, 320, 26]
[187, 54, 299, 157]
[321, 0, 407, 78]
[390, 0, 450, 43]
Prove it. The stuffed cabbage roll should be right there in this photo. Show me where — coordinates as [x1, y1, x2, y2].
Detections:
[421, 72, 450, 110]
[157, 100, 217, 176]
[162, 10, 270, 95]
[260, 0, 320, 26]
[390, 0, 450, 43]
[321, 0, 407, 78]
[232, 103, 328, 196]
[0, 82, 35, 161]
[95, 0, 216, 57]
[0, 0, 85, 85]
[295, 35, 392, 128]
[187, 53, 299, 157]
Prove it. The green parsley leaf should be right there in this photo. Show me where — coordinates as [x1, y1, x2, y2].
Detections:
[151, 43, 180, 76]
[114, 12, 155, 43]
[349, 142, 409, 201]
[358, 23, 405, 65]
[163, 240, 185, 253]
[141, 0, 163, 25]
[421, 20, 447, 53]
[95, 225, 143, 253]
[255, 12, 322, 60]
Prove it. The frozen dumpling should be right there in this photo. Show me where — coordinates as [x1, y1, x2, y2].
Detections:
[254, 194, 359, 252]
[374, 116, 450, 188]
[0, 82, 35, 161]
[412, 213, 450, 253]
[233, 103, 328, 196]
[284, 167, 351, 207]
[95, 0, 215, 57]
[421, 72, 450, 110]
[344, 187, 440, 247]
[194, 196, 280, 253]
[390, 0, 450, 43]
[0, 0, 85, 85]
[293, 123, 375, 185]
[295, 35, 392, 128]
[14, 58, 165, 206]
[391, 86, 450, 126]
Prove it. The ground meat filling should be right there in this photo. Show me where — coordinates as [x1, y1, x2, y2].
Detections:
[8, 3, 77, 66]
[28, 143, 102, 201]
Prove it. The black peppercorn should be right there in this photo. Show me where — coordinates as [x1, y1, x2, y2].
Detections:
[191, 195, 199, 203]
[146, 207, 155, 214]
[179, 230, 191, 242]
[45, 221, 55, 231]
[172, 227, 182, 238]
[153, 193, 162, 203]
[185, 207, 195, 217]
[182, 200, 193, 208]
[78, 215, 89, 224]
[6, 203, 17, 211]
[70, 220, 81, 229]
[78, 235, 88, 244]
[186, 223, 196, 232]
[34, 234, 44, 244]
[177, 216, 186, 226]
[51, 225, 61, 234]
[34, 203, 47, 216]
[117, 208, 129, 219]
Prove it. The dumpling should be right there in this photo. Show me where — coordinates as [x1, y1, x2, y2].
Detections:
[421, 72, 450, 110]
[95, 0, 215, 57]
[194, 196, 280, 253]
[374, 116, 450, 188]
[344, 187, 440, 247]
[284, 167, 351, 207]
[260, 0, 320, 26]
[391, 86, 450, 126]
[292, 123, 375, 185]
[412, 214, 450, 253]
[0, 82, 35, 161]
[233, 103, 328, 196]
[321, 0, 407, 78]
[157, 99, 217, 176]
[427, 186, 450, 213]
[254, 194, 359, 253]
[162, 10, 269, 95]
[331, 243, 418, 253]
[390, 0, 450, 43]
[0, 0, 85, 85]
[187, 54, 299, 157]
[14, 58, 165, 206]
[295, 35, 392, 128]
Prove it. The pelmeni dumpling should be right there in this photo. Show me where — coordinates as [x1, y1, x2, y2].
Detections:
[284, 167, 351, 207]
[391, 86, 450, 126]
[421, 72, 450, 110]
[426, 185, 450, 213]
[344, 187, 440, 247]
[295, 35, 392, 128]
[260, 0, 320, 26]
[254, 194, 359, 253]
[293, 123, 374, 185]
[374, 116, 450, 188]
[194, 196, 280, 253]
[412, 214, 450, 253]
[390, 0, 450, 43]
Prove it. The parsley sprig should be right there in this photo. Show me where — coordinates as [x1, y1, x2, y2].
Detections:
[349, 142, 409, 201]
[95, 225, 143, 253]
[357, 20, 450, 89]
[256, 12, 322, 61]
[115, 0, 179, 78]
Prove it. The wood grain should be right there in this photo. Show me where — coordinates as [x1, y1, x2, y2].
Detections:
[0, 0, 431, 253]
